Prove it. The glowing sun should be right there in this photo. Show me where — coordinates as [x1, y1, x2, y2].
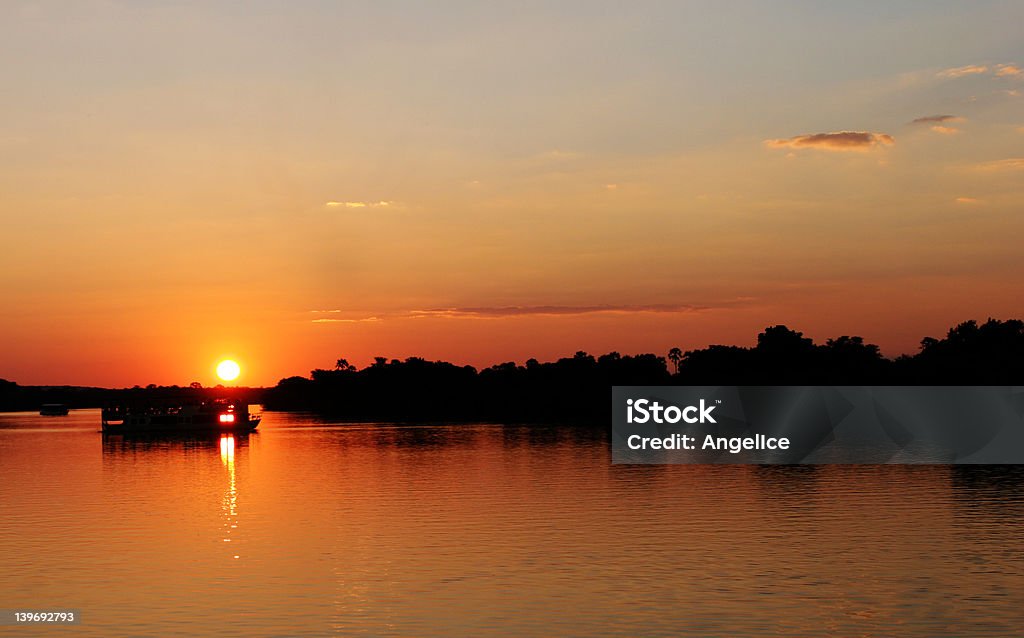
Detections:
[216, 359, 241, 382]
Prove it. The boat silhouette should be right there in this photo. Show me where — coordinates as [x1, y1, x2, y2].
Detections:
[101, 398, 260, 434]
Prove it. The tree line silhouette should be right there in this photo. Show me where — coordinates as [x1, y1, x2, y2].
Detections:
[0, 382, 263, 414]
[263, 318, 1024, 423]
[3, 318, 1023, 422]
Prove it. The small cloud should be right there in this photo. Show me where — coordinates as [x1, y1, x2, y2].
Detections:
[325, 200, 395, 209]
[955, 197, 982, 205]
[911, 115, 965, 135]
[310, 309, 380, 323]
[312, 316, 380, 323]
[1017, 126, 1024, 134]
[604, 183, 618, 191]
[975, 158, 1024, 171]
[938, 63, 1021, 80]
[1006, 90, 1021, 97]
[995, 64, 1022, 77]
[911, 114, 961, 124]
[408, 304, 708, 319]
[310, 301, 762, 325]
[938, 64, 989, 78]
[764, 131, 894, 152]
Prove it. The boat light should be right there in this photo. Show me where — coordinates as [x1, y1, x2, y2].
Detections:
[219, 414, 235, 424]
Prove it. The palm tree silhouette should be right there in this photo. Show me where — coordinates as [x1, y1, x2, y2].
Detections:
[667, 347, 683, 375]
[335, 358, 355, 372]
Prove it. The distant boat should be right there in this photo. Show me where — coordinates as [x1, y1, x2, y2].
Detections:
[40, 403, 69, 416]
[101, 399, 261, 434]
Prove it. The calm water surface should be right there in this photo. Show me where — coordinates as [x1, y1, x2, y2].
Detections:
[1, 409, 1023, 636]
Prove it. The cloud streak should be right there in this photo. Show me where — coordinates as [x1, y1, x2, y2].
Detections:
[310, 310, 381, 323]
[312, 316, 381, 323]
[974, 158, 1024, 171]
[765, 131, 894, 152]
[911, 115, 960, 124]
[325, 200, 394, 209]
[995, 64, 1022, 77]
[409, 304, 707, 318]
[910, 115, 964, 135]
[310, 304, 713, 323]
[938, 63, 1022, 79]
[938, 64, 989, 78]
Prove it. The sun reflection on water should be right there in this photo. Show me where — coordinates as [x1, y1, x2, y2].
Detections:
[220, 435, 239, 557]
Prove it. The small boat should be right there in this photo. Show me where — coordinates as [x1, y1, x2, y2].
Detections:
[101, 399, 261, 434]
[40, 403, 70, 416]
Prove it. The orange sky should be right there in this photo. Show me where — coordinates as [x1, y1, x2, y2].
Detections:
[1, 2, 1023, 386]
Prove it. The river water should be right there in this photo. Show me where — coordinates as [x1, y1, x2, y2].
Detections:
[1, 409, 1022, 636]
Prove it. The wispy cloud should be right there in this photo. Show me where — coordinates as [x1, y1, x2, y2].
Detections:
[974, 158, 1024, 171]
[310, 310, 380, 323]
[995, 64, 1022, 78]
[938, 63, 1021, 79]
[938, 64, 989, 78]
[911, 115, 964, 135]
[911, 114, 960, 125]
[765, 131, 894, 152]
[955, 197, 982, 205]
[310, 303, 714, 323]
[325, 200, 395, 209]
[312, 316, 381, 323]
[408, 304, 707, 318]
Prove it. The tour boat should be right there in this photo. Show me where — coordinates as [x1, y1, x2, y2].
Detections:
[101, 399, 261, 434]
[40, 403, 70, 416]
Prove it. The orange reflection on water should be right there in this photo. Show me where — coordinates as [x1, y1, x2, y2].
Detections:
[220, 435, 239, 555]
[220, 434, 235, 463]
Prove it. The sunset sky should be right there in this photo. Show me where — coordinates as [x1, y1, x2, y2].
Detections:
[2, 1, 1023, 386]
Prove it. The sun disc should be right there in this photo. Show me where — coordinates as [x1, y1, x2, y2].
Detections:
[217, 359, 241, 381]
